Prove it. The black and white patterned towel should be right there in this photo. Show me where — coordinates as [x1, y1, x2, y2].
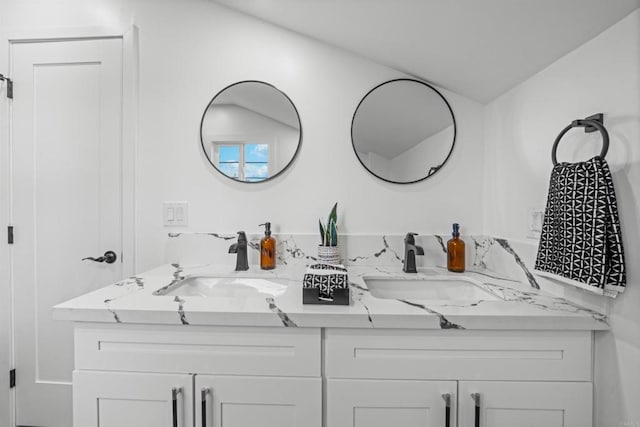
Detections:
[535, 156, 626, 296]
[303, 263, 348, 298]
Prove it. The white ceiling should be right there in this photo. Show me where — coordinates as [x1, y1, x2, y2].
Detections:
[212, 0, 640, 103]
[212, 81, 300, 129]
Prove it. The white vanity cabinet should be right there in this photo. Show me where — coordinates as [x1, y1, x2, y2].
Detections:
[70, 324, 594, 427]
[325, 329, 593, 427]
[71, 324, 322, 427]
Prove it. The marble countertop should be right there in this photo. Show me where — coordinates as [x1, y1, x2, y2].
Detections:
[53, 262, 608, 330]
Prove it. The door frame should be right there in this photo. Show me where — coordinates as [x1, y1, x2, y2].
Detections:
[0, 25, 138, 427]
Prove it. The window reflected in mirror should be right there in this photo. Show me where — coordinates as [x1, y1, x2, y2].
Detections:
[213, 143, 269, 182]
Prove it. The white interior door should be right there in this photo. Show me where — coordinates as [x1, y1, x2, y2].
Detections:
[12, 37, 125, 427]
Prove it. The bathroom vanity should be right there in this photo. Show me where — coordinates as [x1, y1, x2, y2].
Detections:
[54, 262, 606, 427]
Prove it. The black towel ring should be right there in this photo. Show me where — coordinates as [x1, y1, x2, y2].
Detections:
[551, 116, 609, 165]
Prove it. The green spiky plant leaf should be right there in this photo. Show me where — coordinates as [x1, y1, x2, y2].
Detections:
[319, 202, 338, 246]
[319, 220, 326, 246]
[328, 217, 338, 246]
[327, 203, 337, 230]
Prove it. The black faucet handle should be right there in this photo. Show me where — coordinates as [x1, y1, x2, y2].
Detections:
[405, 232, 418, 244]
[236, 231, 247, 242]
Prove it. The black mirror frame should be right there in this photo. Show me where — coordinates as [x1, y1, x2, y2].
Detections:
[199, 80, 303, 184]
[351, 78, 457, 184]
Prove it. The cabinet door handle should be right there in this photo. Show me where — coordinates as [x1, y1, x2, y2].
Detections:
[201, 387, 210, 427]
[442, 393, 451, 427]
[471, 393, 480, 427]
[172, 387, 182, 427]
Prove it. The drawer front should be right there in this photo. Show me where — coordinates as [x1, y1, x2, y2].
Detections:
[75, 323, 320, 377]
[325, 329, 592, 381]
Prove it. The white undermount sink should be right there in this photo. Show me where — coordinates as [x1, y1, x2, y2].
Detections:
[364, 275, 500, 301]
[154, 275, 289, 298]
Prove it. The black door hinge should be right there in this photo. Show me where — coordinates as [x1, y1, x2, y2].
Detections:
[0, 74, 13, 99]
[9, 369, 15, 388]
[7, 226, 14, 244]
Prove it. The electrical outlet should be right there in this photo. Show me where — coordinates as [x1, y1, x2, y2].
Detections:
[163, 202, 188, 226]
[527, 207, 544, 238]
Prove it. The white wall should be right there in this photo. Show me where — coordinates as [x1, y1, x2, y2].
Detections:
[484, 10, 640, 426]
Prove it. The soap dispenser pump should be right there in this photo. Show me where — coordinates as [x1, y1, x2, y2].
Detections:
[259, 222, 276, 270]
[447, 223, 465, 273]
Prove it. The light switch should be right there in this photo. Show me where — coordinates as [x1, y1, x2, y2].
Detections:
[527, 207, 544, 238]
[163, 202, 188, 226]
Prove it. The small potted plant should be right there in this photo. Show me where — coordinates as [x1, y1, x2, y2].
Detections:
[318, 202, 340, 264]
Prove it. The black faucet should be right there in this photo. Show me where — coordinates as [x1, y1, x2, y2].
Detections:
[228, 231, 249, 271]
[403, 232, 424, 273]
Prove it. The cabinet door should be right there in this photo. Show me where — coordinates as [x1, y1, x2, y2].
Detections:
[327, 379, 457, 427]
[459, 381, 592, 427]
[196, 375, 321, 427]
[73, 371, 193, 427]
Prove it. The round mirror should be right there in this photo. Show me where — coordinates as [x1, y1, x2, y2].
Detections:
[200, 81, 302, 183]
[351, 78, 456, 184]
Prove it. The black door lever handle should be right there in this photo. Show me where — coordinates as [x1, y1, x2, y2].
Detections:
[82, 250, 117, 264]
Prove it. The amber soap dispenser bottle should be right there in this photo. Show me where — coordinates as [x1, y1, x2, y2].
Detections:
[447, 223, 465, 273]
[259, 222, 276, 270]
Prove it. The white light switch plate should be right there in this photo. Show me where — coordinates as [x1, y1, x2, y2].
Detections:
[163, 202, 188, 226]
[527, 207, 544, 238]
